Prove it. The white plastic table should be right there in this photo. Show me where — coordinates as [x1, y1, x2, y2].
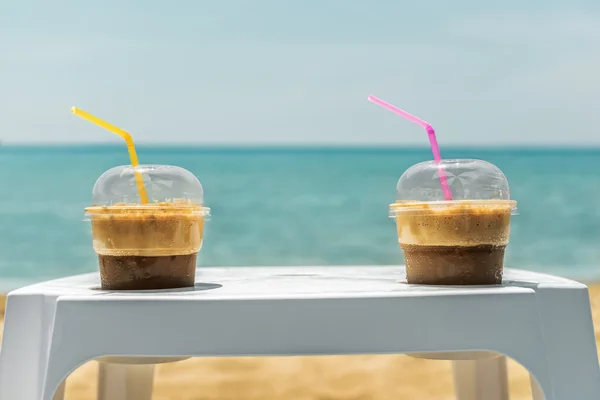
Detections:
[0, 266, 599, 400]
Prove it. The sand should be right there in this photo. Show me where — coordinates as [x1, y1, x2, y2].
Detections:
[2, 284, 600, 400]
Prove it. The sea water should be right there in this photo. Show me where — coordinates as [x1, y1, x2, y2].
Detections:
[0, 145, 599, 290]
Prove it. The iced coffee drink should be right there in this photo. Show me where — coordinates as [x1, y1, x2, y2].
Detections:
[88, 203, 205, 290]
[86, 165, 210, 290]
[391, 159, 517, 285]
[393, 201, 513, 284]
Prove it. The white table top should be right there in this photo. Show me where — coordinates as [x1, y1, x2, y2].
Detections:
[9, 266, 585, 300]
[2, 265, 595, 390]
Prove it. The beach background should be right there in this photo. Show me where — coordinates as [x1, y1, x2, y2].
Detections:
[4, 0, 600, 398]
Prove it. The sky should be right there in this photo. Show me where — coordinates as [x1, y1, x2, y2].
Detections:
[1, 0, 600, 146]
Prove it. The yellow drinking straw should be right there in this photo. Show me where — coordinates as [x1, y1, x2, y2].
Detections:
[70, 107, 149, 204]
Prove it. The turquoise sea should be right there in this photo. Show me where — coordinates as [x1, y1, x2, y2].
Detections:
[0, 145, 599, 290]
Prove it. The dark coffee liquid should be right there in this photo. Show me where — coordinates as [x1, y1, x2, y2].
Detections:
[98, 253, 197, 290]
[402, 244, 505, 285]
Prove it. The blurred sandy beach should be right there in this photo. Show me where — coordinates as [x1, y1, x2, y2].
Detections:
[2, 286, 599, 400]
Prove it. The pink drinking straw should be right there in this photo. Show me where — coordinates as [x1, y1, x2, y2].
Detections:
[367, 95, 453, 200]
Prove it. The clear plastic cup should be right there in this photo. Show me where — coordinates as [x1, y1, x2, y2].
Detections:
[390, 159, 517, 285]
[85, 165, 210, 290]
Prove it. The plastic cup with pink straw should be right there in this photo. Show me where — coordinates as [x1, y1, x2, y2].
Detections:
[368, 95, 518, 285]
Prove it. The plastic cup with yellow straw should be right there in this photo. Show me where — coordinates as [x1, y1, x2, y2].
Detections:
[73, 107, 210, 290]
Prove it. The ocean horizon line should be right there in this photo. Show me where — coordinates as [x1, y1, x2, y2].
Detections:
[2, 143, 600, 154]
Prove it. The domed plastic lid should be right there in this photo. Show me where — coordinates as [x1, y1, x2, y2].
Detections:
[390, 159, 517, 216]
[85, 164, 210, 217]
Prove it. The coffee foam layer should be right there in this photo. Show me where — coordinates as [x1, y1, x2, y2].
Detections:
[394, 202, 512, 246]
[86, 201, 208, 216]
[89, 205, 205, 256]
